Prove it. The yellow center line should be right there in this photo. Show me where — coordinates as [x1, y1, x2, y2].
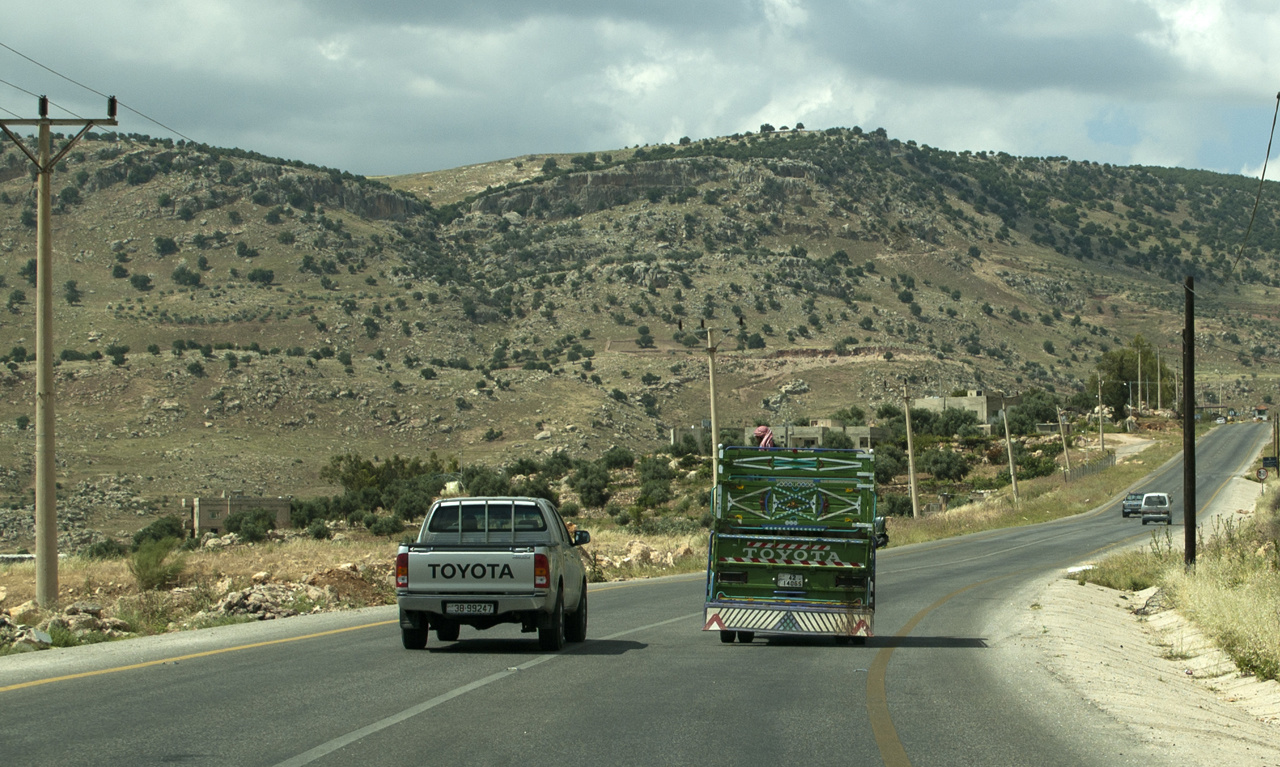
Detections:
[866, 576, 1005, 767]
[0, 619, 397, 694]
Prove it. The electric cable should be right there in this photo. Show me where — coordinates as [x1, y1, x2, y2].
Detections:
[0, 40, 196, 142]
[1233, 92, 1280, 271]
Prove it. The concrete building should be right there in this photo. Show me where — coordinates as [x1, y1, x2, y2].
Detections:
[910, 389, 1021, 425]
[182, 493, 292, 537]
[739, 419, 884, 449]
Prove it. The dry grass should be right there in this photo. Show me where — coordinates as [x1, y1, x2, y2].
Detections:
[1080, 489, 1280, 681]
[885, 434, 1181, 548]
[0, 532, 401, 643]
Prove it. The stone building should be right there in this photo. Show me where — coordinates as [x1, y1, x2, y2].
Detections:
[910, 389, 1021, 431]
[182, 493, 292, 537]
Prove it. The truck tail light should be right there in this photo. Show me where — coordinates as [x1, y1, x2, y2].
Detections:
[534, 553, 549, 589]
[395, 552, 408, 589]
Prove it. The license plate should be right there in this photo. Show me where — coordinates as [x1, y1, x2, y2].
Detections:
[445, 602, 495, 615]
[776, 573, 804, 588]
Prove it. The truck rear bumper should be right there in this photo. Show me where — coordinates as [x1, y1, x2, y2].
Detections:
[397, 592, 545, 624]
[703, 601, 872, 637]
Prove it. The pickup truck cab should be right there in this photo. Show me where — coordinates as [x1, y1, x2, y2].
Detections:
[1139, 492, 1173, 525]
[396, 496, 590, 651]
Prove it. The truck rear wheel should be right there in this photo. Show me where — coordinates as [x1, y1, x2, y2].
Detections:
[565, 581, 588, 643]
[719, 630, 736, 643]
[538, 593, 566, 651]
[436, 621, 460, 642]
[736, 631, 755, 643]
[401, 627, 427, 650]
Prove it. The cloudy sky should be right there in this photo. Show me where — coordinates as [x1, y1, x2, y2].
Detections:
[2, 0, 1277, 178]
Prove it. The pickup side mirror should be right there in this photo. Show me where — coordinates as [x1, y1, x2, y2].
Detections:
[573, 530, 591, 546]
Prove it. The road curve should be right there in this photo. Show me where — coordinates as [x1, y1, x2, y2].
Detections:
[0, 423, 1268, 766]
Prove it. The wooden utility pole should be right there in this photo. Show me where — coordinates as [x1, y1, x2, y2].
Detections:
[1056, 406, 1072, 474]
[1182, 278, 1197, 567]
[0, 96, 117, 608]
[705, 327, 722, 488]
[1001, 392, 1019, 504]
[1137, 347, 1142, 414]
[902, 385, 919, 519]
[1097, 377, 1106, 454]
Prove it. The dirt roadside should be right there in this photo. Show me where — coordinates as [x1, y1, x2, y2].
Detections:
[1004, 474, 1280, 765]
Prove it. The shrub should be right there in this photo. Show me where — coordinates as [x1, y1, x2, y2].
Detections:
[154, 236, 179, 256]
[81, 538, 130, 560]
[132, 516, 187, 549]
[369, 514, 405, 538]
[172, 265, 201, 287]
[600, 446, 635, 469]
[129, 274, 153, 291]
[307, 518, 332, 540]
[128, 538, 186, 590]
[247, 268, 274, 285]
[224, 507, 276, 542]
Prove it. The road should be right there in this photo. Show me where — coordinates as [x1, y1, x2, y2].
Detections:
[0, 423, 1269, 766]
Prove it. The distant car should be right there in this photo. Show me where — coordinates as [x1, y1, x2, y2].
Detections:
[1139, 492, 1173, 525]
[1215, 416, 1227, 424]
[1120, 491, 1144, 518]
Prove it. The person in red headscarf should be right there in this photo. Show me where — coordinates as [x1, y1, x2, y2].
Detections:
[753, 425, 776, 448]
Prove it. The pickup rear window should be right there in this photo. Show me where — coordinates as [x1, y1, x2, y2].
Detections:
[427, 502, 548, 533]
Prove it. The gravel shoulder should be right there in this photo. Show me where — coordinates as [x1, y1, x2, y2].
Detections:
[1005, 476, 1280, 765]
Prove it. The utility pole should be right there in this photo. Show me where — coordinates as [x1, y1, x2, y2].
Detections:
[1137, 347, 1142, 414]
[902, 385, 919, 519]
[1001, 392, 1019, 504]
[1183, 278, 1197, 568]
[1157, 349, 1162, 411]
[1097, 377, 1106, 454]
[0, 96, 117, 608]
[1056, 406, 1072, 475]
[705, 326, 722, 488]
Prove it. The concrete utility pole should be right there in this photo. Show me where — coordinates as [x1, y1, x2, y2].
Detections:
[0, 96, 117, 608]
[1000, 392, 1019, 504]
[902, 385, 920, 519]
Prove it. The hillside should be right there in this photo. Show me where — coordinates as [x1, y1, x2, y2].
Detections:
[0, 126, 1277, 548]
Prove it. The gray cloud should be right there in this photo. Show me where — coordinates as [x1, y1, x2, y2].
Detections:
[1, 1, 1275, 176]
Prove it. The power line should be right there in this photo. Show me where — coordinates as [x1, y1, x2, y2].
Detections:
[1233, 92, 1280, 271]
[0, 40, 196, 142]
[0, 75, 83, 118]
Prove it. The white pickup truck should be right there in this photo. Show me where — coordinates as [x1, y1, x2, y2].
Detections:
[395, 496, 591, 650]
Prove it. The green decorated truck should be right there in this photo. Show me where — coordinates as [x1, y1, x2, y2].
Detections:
[702, 445, 883, 644]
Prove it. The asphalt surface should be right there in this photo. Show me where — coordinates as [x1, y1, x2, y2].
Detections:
[0, 423, 1269, 767]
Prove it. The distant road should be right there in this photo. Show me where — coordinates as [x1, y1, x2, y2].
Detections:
[0, 423, 1268, 766]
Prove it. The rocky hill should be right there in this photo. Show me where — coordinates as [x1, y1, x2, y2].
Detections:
[0, 126, 1277, 546]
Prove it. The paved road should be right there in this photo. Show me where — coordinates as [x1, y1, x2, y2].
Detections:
[0, 423, 1269, 766]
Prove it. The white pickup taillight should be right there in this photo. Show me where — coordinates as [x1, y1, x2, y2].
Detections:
[395, 552, 408, 589]
[534, 553, 549, 589]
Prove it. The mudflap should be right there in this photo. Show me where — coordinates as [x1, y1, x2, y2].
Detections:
[703, 602, 872, 637]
